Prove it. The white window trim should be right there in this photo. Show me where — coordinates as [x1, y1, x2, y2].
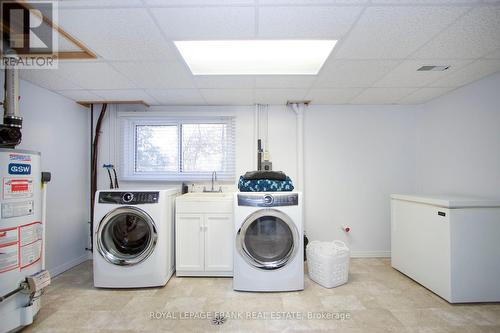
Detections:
[118, 112, 235, 182]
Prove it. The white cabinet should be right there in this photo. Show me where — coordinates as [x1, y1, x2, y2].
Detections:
[175, 214, 205, 272]
[391, 194, 500, 303]
[204, 214, 233, 272]
[175, 194, 234, 276]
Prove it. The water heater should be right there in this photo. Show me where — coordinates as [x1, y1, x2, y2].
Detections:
[0, 149, 49, 332]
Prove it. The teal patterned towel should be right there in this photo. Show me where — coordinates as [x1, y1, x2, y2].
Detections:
[238, 176, 294, 192]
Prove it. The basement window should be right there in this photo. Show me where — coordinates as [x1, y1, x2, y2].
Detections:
[120, 114, 235, 181]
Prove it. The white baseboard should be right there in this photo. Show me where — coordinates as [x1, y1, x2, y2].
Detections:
[350, 251, 391, 258]
[47, 251, 389, 277]
[49, 252, 91, 277]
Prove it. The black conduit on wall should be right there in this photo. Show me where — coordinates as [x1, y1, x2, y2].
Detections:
[86, 104, 93, 252]
[88, 103, 107, 252]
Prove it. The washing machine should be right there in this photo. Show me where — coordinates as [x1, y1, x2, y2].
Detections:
[93, 189, 177, 288]
[233, 191, 303, 292]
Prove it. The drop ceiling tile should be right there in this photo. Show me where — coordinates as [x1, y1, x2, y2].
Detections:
[374, 60, 471, 87]
[58, 35, 81, 52]
[111, 61, 196, 89]
[55, 89, 103, 101]
[88, 89, 157, 104]
[335, 6, 469, 59]
[350, 87, 417, 104]
[254, 89, 307, 104]
[20, 69, 83, 90]
[412, 7, 500, 59]
[306, 88, 363, 104]
[398, 87, 454, 104]
[58, 0, 143, 8]
[146, 89, 206, 105]
[59, 8, 177, 60]
[372, 0, 478, 3]
[258, 0, 367, 4]
[255, 76, 316, 88]
[314, 60, 401, 88]
[485, 48, 500, 59]
[151, 7, 255, 39]
[56, 62, 136, 89]
[429, 59, 500, 87]
[258, 6, 362, 38]
[194, 76, 255, 89]
[145, 0, 254, 5]
[200, 89, 254, 105]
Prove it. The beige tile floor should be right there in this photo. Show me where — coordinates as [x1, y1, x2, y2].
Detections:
[22, 259, 500, 333]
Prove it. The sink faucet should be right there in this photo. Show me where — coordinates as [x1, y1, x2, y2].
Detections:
[203, 171, 222, 192]
[211, 171, 217, 192]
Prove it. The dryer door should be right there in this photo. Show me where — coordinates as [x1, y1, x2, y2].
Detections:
[237, 209, 299, 270]
[96, 206, 158, 266]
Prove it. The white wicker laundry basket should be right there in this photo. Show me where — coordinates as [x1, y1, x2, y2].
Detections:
[306, 240, 350, 288]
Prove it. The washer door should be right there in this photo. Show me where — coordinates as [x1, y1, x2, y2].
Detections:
[96, 206, 157, 266]
[237, 209, 299, 270]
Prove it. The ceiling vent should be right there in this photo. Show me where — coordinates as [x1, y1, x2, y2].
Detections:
[417, 65, 450, 72]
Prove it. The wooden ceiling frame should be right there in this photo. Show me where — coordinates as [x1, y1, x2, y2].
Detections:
[1, 1, 97, 60]
[77, 101, 150, 108]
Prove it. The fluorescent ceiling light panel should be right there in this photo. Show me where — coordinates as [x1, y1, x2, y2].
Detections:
[174, 40, 337, 75]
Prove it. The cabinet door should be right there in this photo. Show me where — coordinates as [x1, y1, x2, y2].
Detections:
[176, 214, 204, 272]
[204, 213, 233, 272]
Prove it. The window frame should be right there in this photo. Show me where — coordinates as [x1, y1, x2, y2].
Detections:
[119, 113, 235, 182]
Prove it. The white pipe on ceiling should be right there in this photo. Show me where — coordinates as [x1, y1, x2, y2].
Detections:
[288, 102, 307, 235]
[288, 102, 306, 193]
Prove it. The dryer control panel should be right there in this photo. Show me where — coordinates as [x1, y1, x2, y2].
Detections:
[237, 193, 298, 207]
[98, 191, 159, 205]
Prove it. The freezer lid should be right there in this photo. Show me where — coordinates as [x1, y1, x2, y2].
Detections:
[391, 194, 500, 208]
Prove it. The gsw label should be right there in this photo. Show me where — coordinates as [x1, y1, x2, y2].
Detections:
[8, 163, 31, 175]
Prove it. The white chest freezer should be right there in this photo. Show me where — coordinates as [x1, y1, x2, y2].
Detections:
[391, 194, 500, 303]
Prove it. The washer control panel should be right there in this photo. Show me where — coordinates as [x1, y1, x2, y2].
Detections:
[98, 191, 159, 205]
[237, 193, 298, 207]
